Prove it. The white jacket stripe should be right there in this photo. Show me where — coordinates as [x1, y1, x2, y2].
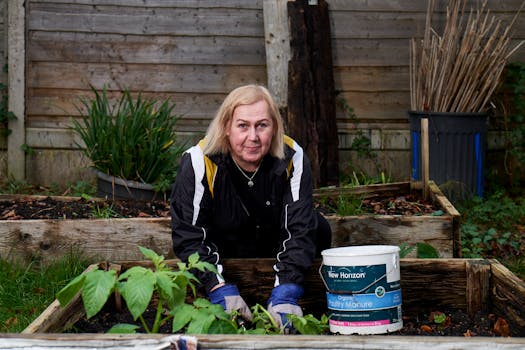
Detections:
[289, 141, 304, 202]
[187, 145, 206, 226]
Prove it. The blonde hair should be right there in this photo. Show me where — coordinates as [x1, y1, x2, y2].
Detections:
[203, 84, 285, 159]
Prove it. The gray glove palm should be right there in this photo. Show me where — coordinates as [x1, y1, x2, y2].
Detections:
[208, 284, 253, 321]
[267, 283, 304, 329]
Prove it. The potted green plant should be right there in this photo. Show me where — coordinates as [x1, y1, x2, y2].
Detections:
[408, 0, 524, 198]
[72, 86, 185, 200]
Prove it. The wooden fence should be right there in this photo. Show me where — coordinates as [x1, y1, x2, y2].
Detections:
[0, 0, 524, 187]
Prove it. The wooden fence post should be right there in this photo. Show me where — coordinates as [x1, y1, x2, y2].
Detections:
[7, 0, 26, 180]
[287, 0, 339, 187]
[263, 0, 290, 110]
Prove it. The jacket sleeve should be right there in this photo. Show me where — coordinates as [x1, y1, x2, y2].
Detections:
[170, 149, 223, 292]
[273, 143, 318, 287]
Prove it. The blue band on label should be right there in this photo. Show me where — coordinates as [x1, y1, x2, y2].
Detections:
[321, 264, 392, 294]
[326, 289, 402, 311]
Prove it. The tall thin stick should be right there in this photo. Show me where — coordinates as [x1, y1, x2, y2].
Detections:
[409, 0, 525, 113]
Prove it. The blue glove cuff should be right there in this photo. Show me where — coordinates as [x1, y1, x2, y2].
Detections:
[269, 283, 304, 306]
[208, 284, 240, 308]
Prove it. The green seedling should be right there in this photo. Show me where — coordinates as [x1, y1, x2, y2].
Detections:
[57, 246, 217, 333]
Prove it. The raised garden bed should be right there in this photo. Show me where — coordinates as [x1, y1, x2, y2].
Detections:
[18, 258, 525, 348]
[0, 181, 460, 262]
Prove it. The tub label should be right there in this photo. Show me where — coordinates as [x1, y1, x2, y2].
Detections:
[326, 289, 402, 310]
[321, 263, 402, 330]
[321, 264, 397, 294]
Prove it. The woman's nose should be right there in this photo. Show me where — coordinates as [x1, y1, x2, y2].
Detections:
[248, 126, 258, 139]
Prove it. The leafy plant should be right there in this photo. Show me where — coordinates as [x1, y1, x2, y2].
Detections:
[57, 246, 217, 333]
[57, 246, 329, 335]
[71, 86, 185, 192]
[458, 191, 525, 260]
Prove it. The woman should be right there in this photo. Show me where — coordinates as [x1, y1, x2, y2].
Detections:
[170, 84, 331, 328]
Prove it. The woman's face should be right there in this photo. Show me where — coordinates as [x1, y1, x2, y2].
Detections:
[227, 99, 274, 171]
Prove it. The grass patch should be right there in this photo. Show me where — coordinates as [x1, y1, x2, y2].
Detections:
[0, 251, 92, 332]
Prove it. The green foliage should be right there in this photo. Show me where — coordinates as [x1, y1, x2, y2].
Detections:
[91, 204, 119, 219]
[329, 194, 364, 216]
[0, 179, 96, 197]
[399, 243, 440, 258]
[57, 246, 328, 335]
[416, 242, 440, 258]
[288, 313, 330, 335]
[58, 247, 216, 333]
[340, 171, 390, 188]
[458, 191, 525, 263]
[67, 181, 97, 197]
[0, 250, 91, 332]
[335, 91, 375, 158]
[496, 62, 525, 191]
[71, 86, 185, 192]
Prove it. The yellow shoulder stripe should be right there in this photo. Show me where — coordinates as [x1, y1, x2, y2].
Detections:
[198, 139, 217, 198]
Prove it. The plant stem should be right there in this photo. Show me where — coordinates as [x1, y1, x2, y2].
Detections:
[151, 300, 165, 333]
[139, 315, 151, 333]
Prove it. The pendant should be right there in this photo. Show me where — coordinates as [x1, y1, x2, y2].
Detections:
[248, 180, 254, 187]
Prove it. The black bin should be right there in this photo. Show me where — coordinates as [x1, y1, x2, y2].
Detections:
[409, 111, 488, 198]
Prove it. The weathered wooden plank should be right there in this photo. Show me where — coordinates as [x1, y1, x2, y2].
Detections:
[489, 258, 525, 336]
[27, 62, 267, 92]
[29, 32, 266, 65]
[329, 215, 454, 258]
[330, 10, 525, 38]
[333, 91, 411, 122]
[400, 258, 468, 312]
[0, 218, 175, 263]
[314, 181, 411, 198]
[335, 66, 410, 91]
[30, 0, 263, 9]
[327, 0, 525, 12]
[26, 89, 226, 117]
[331, 12, 427, 39]
[333, 38, 411, 67]
[28, 8, 264, 36]
[5, 333, 525, 350]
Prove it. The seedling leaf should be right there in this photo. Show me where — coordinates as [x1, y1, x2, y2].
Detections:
[57, 273, 86, 307]
[82, 269, 117, 318]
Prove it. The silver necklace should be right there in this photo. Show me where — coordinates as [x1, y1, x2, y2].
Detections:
[232, 158, 261, 187]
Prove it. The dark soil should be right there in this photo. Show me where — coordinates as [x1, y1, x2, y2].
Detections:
[68, 297, 510, 337]
[0, 197, 170, 220]
[0, 193, 439, 220]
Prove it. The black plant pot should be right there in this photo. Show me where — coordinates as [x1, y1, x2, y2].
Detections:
[409, 111, 488, 198]
[94, 169, 172, 201]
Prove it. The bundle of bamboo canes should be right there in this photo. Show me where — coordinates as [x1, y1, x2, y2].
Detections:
[410, 0, 524, 113]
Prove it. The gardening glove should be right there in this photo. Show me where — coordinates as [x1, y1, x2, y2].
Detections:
[267, 283, 304, 330]
[208, 283, 253, 321]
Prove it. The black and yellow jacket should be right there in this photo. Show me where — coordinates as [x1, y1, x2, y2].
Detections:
[170, 136, 318, 292]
